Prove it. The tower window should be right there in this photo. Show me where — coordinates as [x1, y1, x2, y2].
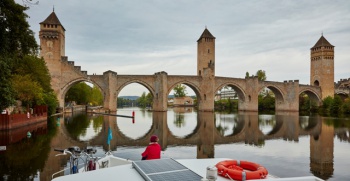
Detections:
[314, 80, 319, 86]
[208, 49, 210, 53]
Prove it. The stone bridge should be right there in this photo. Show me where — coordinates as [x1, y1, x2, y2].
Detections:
[56, 64, 322, 112]
[39, 12, 323, 112]
[38, 14, 322, 112]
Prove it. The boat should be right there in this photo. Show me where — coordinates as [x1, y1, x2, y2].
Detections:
[52, 156, 324, 181]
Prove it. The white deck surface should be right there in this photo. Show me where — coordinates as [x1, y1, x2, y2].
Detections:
[52, 158, 323, 181]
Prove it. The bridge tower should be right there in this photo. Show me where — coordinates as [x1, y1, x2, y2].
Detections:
[39, 10, 65, 95]
[197, 28, 216, 77]
[197, 28, 216, 111]
[310, 35, 334, 99]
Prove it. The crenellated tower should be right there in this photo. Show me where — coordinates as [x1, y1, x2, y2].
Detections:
[39, 10, 65, 91]
[310, 35, 334, 99]
[197, 28, 216, 77]
[197, 28, 216, 111]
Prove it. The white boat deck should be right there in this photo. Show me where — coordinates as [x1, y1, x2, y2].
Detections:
[52, 158, 324, 181]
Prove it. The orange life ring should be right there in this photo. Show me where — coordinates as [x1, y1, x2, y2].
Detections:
[216, 160, 268, 181]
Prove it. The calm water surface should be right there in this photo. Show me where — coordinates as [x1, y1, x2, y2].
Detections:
[0, 107, 349, 181]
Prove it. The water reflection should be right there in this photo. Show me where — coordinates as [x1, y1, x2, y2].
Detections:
[62, 110, 323, 153]
[0, 119, 53, 181]
[1, 109, 350, 180]
[53, 109, 340, 178]
[64, 113, 104, 141]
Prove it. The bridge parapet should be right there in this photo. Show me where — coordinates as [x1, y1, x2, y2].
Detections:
[60, 56, 89, 77]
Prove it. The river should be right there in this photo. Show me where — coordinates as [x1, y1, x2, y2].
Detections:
[0, 107, 349, 181]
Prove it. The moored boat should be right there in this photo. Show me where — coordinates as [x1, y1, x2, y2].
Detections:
[52, 156, 324, 181]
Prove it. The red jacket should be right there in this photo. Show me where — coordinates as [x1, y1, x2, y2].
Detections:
[141, 143, 161, 160]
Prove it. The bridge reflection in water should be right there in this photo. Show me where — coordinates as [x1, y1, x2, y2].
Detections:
[58, 108, 339, 180]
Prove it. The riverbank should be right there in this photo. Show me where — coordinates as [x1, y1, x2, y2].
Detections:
[0, 106, 48, 130]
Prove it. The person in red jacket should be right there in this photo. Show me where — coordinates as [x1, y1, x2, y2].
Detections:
[141, 135, 161, 160]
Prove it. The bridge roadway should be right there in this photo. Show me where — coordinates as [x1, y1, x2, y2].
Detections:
[57, 59, 322, 112]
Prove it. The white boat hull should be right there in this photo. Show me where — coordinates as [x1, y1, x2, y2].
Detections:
[53, 158, 324, 181]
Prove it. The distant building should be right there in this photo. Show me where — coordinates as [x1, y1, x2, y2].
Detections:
[215, 90, 237, 101]
[173, 96, 194, 106]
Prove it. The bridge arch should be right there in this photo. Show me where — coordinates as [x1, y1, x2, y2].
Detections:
[299, 89, 322, 106]
[167, 81, 202, 100]
[215, 83, 247, 102]
[258, 84, 285, 105]
[60, 77, 104, 102]
[117, 79, 156, 97]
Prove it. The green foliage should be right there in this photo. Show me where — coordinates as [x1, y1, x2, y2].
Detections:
[319, 95, 350, 117]
[214, 99, 238, 112]
[256, 70, 267, 81]
[15, 55, 52, 92]
[330, 95, 343, 115]
[342, 98, 350, 114]
[258, 94, 275, 111]
[0, 1, 58, 114]
[65, 82, 103, 106]
[0, 0, 38, 56]
[137, 92, 153, 108]
[11, 74, 44, 107]
[89, 86, 103, 106]
[65, 82, 90, 105]
[173, 84, 187, 97]
[245, 70, 267, 81]
[0, 0, 38, 109]
[117, 97, 136, 107]
[43, 92, 58, 115]
[299, 93, 319, 113]
[173, 114, 185, 128]
[0, 57, 14, 109]
[322, 96, 333, 110]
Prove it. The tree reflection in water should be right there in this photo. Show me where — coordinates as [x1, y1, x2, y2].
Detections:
[173, 113, 185, 128]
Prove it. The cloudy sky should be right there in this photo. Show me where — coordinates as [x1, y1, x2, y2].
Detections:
[18, 0, 350, 96]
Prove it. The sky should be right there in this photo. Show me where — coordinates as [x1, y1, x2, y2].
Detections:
[17, 0, 350, 96]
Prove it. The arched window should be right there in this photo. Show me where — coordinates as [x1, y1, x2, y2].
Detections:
[314, 80, 320, 86]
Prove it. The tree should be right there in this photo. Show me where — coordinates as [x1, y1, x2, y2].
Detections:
[330, 95, 343, 115]
[88, 86, 103, 106]
[137, 92, 152, 108]
[0, 0, 38, 109]
[0, 59, 14, 110]
[244, 70, 266, 81]
[15, 55, 52, 92]
[65, 82, 91, 105]
[0, 0, 38, 56]
[173, 84, 187, 97]
[11, 74, 44, 107]
[256, 70, 267, 81]
[0, 1, 58, 114]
